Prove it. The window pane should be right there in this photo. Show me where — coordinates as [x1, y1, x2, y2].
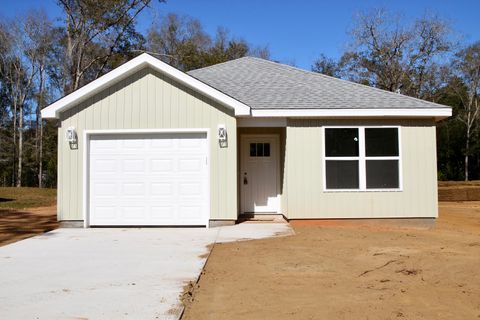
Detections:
[366, 160, 399, 189]
[250, 143, 256, 157]
[325, 128, 359, 157]
[257, 143, 264, 156]
[365, 128, 398, 157]
[264, 143, 270, 157]
[326, 160, 359, 189]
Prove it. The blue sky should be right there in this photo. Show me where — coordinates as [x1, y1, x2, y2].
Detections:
[2, 0, 479, 69]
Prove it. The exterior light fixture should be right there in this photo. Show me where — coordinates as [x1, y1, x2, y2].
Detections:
[66, 126, 77, 144]
[218, 124, 228, 148]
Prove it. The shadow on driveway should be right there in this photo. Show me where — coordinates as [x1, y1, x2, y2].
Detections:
[0, 206, 58, 246]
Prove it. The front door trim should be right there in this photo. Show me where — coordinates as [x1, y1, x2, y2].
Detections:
[240, 134, 281, 214]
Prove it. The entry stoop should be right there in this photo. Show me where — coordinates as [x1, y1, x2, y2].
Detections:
[237, 214, 287, 224]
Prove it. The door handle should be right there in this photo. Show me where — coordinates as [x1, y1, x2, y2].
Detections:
[243, 172, 248, 185]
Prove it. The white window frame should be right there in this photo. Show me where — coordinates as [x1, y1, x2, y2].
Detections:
[322, 126, 403, 192]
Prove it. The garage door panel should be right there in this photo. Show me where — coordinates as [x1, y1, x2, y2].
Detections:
[122, 207, 146, 219]
[178, 158, 203, 171]
[179, 138, 204, 148]
[150, 206, 174, 218]
[122, 182, 146, 196]
[89, 133, 208, 226]
[122, 139, 146, 149]
[179, 182, 202, 196]
[150, 159, 174, 172]
[91, 159, 118, 173]
[94, 206, 117, 219]
[149, 138, 173, 149]
[178, 206, 203, 218]
[150, 182, 174, 195]
[90, 139, 119, 153]
[121, 159, 146, 173]
[91, 182, 119, 197]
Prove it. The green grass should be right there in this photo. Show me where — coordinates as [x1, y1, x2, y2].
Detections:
[0, 187, 57, 210]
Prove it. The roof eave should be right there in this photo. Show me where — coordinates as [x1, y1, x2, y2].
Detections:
[249, 108, 452, 121]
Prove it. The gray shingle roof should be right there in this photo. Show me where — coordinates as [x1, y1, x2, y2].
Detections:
[187, 57, 448, 110]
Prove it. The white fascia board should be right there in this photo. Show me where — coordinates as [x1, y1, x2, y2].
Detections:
[250, 108, 452, 120]
[237, 117, 287, 127]
[41, 53, 250, 119]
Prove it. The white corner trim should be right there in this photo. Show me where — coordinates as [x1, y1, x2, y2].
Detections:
[41, 53, 250, 119]
[82, 128, 211, 228]
[251, 108, 452, 120]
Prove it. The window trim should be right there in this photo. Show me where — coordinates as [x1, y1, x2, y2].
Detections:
[322, 125, 403, 192]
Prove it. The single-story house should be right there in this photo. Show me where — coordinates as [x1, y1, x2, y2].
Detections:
[41, 53, 452, 227]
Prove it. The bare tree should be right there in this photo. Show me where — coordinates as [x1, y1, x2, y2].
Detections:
[147, 13, 270, 71]
[208, 27, 249, 64]
[312, 54, 341, 77]
[337, 8, 451, 97]
[407, 15, 451, 98]
[345, 9, 411, 90]
[0, 24, 14, 185]
[250, 45, 271, 60]
[23, 13, 55, 188]
[452, 42, 480, 180]
[0, 12, 57, 187]
[58, 0, 158, 93]
[147, 13, 212, 70]
[0, 21, 38, 186]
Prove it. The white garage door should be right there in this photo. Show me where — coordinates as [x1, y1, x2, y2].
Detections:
[88, 132, 208, 226]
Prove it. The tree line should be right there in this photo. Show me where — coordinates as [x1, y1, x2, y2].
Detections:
[312, 9, 480, 181]
[0, 3, 478, 188]
[0, 0, 269, 188]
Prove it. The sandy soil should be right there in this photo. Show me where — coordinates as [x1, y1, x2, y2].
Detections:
[0, 206, 58, 246]
[182, 202, 480, 320]
[438, 181, 480, 201]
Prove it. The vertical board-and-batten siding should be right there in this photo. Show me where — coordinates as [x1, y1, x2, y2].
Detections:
[285, 119, 438, 218]
[58, 67, 237, 221]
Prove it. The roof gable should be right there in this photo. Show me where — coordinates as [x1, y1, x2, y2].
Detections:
[41, 53, 251, 119]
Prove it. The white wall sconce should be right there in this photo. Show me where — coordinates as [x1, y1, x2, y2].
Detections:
[66, 126, 78, 149]
[218, 124, 228, 148]
[66, 126, 77, 143]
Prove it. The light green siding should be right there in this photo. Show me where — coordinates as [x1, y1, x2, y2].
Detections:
[58, 67, 237, 221]
[284, 119, 438, 219]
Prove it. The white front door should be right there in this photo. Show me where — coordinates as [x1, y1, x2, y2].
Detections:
[88, 132, 208, 226]
[240, 135, 280, 213]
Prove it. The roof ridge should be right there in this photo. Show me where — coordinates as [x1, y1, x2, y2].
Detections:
[187, 56, 254, 74]
[248, 57, 448, 108]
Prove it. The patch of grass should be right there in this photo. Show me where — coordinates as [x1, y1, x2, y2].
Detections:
[0, 187, 56, 210]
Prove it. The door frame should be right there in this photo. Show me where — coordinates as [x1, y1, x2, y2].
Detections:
[240, 134, 281, 214]
[82, 128, 211, 228]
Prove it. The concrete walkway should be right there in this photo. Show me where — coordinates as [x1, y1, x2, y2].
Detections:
[0, 222, 293, 320]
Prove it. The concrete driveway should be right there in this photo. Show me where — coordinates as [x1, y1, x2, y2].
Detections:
[0, 223, 293, 320]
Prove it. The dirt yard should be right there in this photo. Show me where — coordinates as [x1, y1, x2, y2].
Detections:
[0, 206, 58, 246]
[0, 187, 57, 246]
[182, 202, 480, 320]
[438, 181, 480, 201]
